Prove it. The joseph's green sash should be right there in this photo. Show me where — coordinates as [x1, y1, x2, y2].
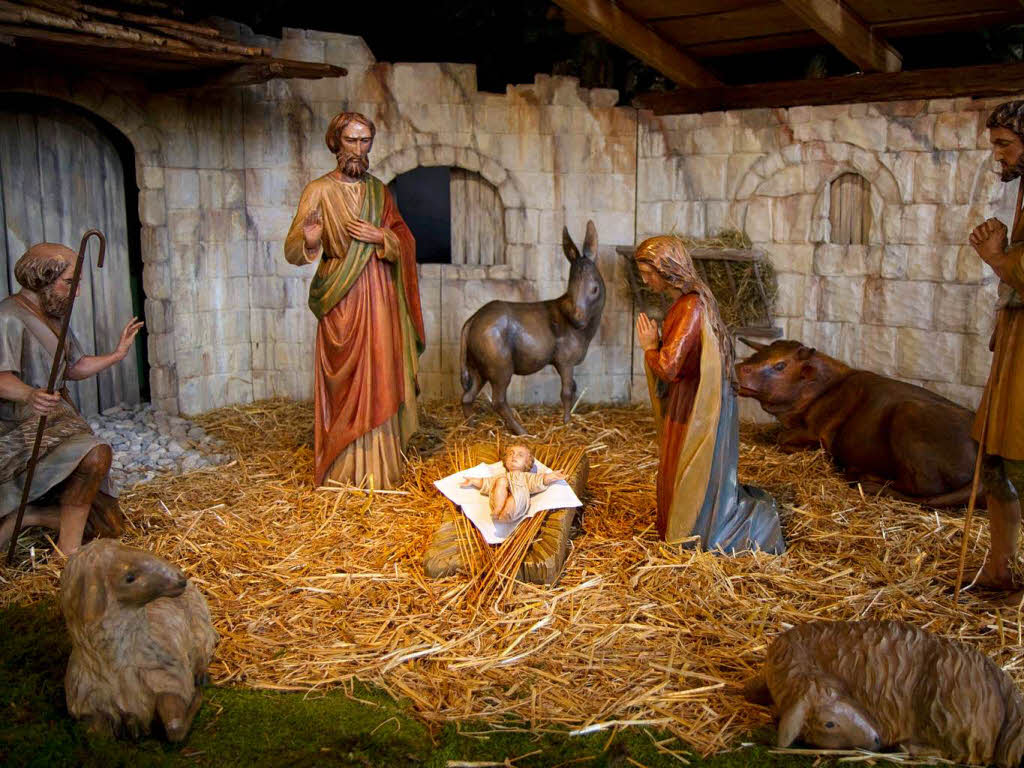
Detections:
[307, 174, 386, 320]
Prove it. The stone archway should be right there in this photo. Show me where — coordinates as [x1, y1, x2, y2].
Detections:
[374, 144, 529, 264]
[731, 142, 902, 245]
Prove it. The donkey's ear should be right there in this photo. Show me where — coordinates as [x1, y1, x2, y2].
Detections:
[776, 696, 810, 748]
[563, 227, 580, 263]
[582, 220, 598, 260]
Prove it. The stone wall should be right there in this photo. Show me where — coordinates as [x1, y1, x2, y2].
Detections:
[6, 26, 637, 415]
[242, 28, 638, 409]
[638, 99, 1019, 412]
[5, 24, 1018, 419]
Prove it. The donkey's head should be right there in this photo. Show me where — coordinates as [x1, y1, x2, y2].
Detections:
[561, 220, 605, 330]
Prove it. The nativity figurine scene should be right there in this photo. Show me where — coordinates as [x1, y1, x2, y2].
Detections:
[2, 31, 1024, 766]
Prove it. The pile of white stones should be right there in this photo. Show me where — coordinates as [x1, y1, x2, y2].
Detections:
[87, 402, 232, 489]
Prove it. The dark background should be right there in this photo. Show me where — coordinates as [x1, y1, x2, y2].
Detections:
[176, 0, 1024, 102]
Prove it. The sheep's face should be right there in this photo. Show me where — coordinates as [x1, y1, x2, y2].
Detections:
[803, 697, 881, 750]
[111, 549, 188, 606]
[778, 690, 882, 751]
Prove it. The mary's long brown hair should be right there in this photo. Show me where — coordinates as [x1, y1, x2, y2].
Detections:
[634, 235, 734, 376]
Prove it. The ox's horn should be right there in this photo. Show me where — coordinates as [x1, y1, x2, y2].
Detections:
[738, 337, 767, 351]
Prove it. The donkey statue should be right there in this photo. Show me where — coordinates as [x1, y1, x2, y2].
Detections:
[459, 220, 605, 435]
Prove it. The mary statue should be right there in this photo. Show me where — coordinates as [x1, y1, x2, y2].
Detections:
[633, 236, 784, 554]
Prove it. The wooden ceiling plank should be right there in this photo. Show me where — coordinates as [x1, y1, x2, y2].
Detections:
[781, 0, 902, 72]
[651, 4, 808, 47]
[636, 60, 1024, 113]
[685, 31, 823, 58]
[618, 0, 767, 21]
[875, 9, 1024, 37]
[846, 0, 1018, 24]
[551, 0, 722, 87]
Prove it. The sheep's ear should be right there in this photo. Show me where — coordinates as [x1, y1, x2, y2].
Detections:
[71, 566, 107, 624]
[777, 697, 810, 748]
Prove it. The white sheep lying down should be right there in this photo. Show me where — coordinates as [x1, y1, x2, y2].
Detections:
[60, 539, 217, 741]
[744, 619, 1024, 767]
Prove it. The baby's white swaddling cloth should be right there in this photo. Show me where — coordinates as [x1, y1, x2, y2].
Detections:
[434, 459, 582, 544]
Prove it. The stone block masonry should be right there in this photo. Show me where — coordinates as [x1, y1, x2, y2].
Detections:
[9, 23, 1018, 420]
[639, 96, 1022, 413]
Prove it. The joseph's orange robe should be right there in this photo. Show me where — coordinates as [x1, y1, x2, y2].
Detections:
[285, 173, 424, 488]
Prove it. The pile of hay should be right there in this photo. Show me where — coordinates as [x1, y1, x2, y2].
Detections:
[2, 399, 1022, 758]
[624, 230, 778, 329]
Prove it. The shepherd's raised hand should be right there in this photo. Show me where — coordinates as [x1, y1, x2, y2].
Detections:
[114, 317, 144, 361]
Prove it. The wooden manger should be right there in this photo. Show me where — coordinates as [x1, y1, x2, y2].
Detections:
[423, 442, 589, 587]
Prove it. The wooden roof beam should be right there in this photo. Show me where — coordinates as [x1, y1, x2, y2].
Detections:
[551, 0, 721, 88]
[635, 61, 1024, 114]
[782, 0, 902, 73]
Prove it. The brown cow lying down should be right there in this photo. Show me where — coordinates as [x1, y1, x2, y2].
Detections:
[735, 339, 978, 506]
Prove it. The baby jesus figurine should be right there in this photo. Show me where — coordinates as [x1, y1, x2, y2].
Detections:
[460, 444, 566, 524]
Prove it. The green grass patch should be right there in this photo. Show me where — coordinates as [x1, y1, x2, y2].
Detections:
[0, 600, 822, 768]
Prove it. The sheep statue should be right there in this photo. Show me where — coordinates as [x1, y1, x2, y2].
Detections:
[743, 620, 1024, 766]
[60, 539, 218, 741]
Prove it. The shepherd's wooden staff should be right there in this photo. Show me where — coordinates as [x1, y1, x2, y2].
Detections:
[6, 229, 105, 566]
[954, 180, 1022, 598]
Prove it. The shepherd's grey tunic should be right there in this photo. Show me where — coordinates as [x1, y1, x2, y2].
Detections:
[0, 295, 114, 518]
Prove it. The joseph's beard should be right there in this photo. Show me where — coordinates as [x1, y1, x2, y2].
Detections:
[999, 155, 1024, 182]
[39, 286, 70, 318]
[337, 152, 369, 178]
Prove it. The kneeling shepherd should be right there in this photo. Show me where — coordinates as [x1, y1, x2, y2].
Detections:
[0, 243, 142, 555]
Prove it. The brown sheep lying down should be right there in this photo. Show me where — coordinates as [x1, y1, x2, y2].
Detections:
[60, 539, 217, 741]
[744, 620, 1024, 766]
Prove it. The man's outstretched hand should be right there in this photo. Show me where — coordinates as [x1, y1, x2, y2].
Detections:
[114, 317, 145, 361]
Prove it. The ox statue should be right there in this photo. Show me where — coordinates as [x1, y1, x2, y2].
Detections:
[459, 220, 605, 435]
[735, 338, 978, 505]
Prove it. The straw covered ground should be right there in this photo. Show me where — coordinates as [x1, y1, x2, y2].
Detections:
[2, 398, 1023, 758]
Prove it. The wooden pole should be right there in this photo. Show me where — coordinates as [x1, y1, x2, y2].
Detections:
[6, 229, 105, 566]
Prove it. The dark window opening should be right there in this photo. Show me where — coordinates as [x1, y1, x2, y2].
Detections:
[391, 166, 452, 264]
[391, 165, 507, 267]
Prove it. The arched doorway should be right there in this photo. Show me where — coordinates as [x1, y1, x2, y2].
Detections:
[0, 95, 147, 416]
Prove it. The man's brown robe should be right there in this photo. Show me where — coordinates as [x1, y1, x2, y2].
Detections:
[973, 186, 1024, 461]
[285, 173, 424, 488]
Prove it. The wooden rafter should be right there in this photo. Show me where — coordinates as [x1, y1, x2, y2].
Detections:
[781, 0, 902, 72]
[551, 0, 721, 88]
[635, 60, 1024, 114]
[0, 0, 346, 84]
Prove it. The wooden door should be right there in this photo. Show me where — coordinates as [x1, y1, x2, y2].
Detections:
[0, 100, 140, 417]
[450, 168, 505, 266]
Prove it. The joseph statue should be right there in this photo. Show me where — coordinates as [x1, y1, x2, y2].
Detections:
[285, 111, 424, 489]
[967, 99, 1024, 590]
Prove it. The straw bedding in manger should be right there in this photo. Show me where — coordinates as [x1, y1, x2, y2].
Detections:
[2, 398, 1023, 757]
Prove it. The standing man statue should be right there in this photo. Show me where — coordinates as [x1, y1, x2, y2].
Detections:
[0, 243, 142, 555]
[285, 111, 424, 489]
[967, 100, 1024, 590]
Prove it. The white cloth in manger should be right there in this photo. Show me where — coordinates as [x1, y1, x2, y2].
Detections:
[433, 459, 582, 544]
